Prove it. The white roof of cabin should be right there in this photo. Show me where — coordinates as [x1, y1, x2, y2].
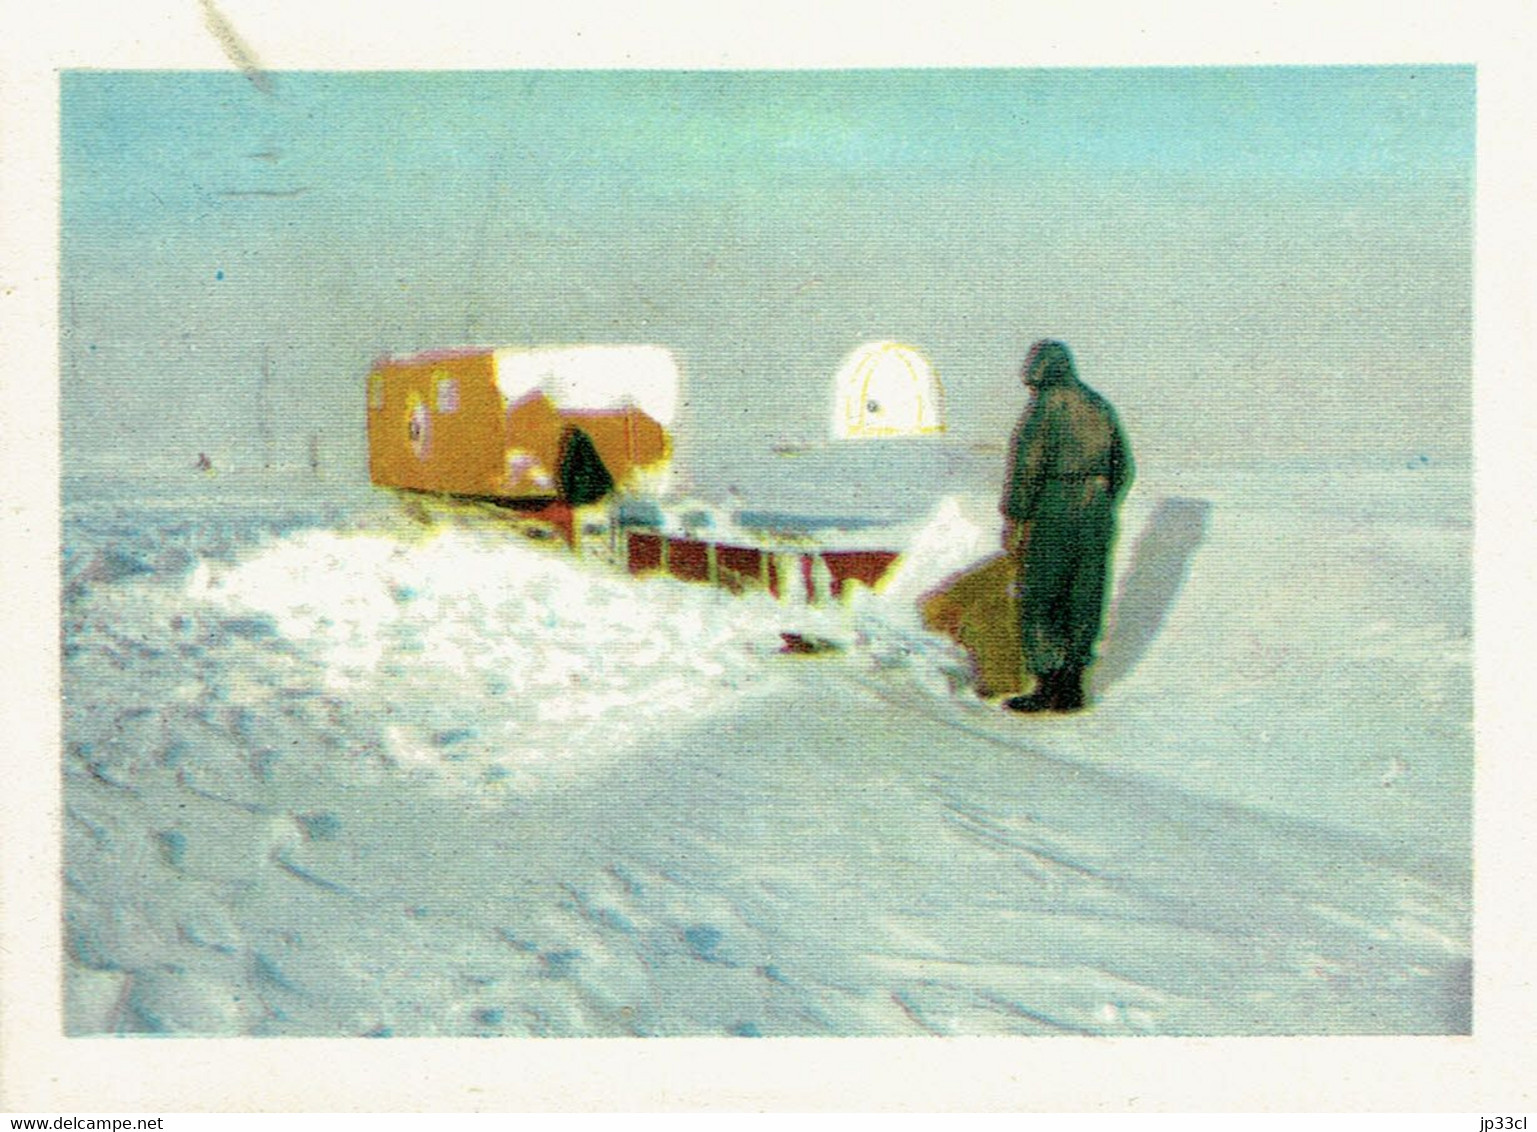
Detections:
[492, 345, 681, 427]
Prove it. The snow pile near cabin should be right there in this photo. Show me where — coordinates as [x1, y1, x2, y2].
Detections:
[68, 500, 811, 810]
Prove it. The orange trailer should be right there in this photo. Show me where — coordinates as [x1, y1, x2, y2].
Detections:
[366, 343, 908, 609]
[367, 345, 676, 503]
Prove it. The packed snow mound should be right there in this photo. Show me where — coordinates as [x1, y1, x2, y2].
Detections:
[493, 344, 681, 426]
[868, 494, 998, 615]
[177, 514, 808, 792]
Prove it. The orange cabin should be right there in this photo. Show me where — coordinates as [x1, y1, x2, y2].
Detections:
[367, 346, 675, 502]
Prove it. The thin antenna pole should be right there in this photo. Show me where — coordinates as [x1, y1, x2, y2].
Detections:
[257, 344, 274, 471]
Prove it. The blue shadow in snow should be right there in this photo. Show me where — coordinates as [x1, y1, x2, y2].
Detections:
[1092, 496, 1212, 694]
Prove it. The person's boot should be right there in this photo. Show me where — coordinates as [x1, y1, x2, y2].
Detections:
[1052, 667, 1087, 713]
[1004, 670, 1060, 713]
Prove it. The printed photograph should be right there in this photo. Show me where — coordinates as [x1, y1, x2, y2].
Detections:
[59, 66, 1473, 1038]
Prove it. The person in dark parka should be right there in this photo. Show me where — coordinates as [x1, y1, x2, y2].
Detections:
[1000, 340, 1132, 713]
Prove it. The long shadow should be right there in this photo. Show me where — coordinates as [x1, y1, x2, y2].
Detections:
[1091, 496, 1212, 694]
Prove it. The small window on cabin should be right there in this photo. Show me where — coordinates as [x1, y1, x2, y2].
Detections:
[408, 401, 430, 459]
[435, 376, 460, 414]
[369, 374, 385, 411]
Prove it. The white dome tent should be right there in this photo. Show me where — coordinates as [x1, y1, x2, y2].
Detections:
[830, 340, 946, 440]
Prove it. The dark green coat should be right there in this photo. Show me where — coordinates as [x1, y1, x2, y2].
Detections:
[1002, 346, 1132, 675]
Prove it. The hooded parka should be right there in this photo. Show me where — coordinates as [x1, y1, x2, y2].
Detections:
[1002, 340, 1132, 678]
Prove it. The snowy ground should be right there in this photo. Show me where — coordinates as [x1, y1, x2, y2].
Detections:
[59, 464, 1471, 1037]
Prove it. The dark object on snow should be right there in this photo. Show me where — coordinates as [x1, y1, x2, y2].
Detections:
[194, 453, 213, 473]
[1003, 667, 1087, 714]
[558, 427, 615, 506]
[1001, 340, 1133, 708]
[779, 632, 842, 656]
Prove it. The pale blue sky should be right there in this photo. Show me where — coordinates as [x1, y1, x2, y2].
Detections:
[61, 67, 1474, 484]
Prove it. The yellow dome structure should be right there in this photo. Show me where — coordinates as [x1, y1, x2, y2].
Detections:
[831, 341, 946, 440]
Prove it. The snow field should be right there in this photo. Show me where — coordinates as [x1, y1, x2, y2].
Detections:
[60, 469, 1471, 1036]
